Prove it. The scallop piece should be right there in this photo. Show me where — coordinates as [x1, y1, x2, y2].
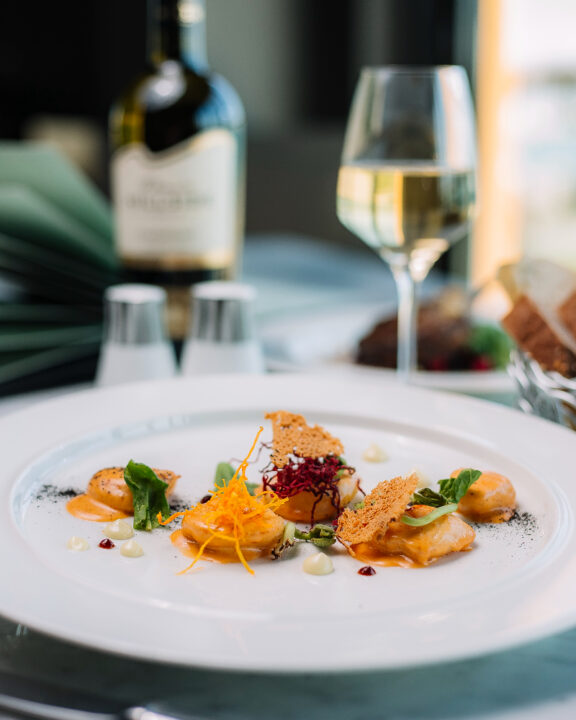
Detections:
[181, 501, 285, 556]
[454, 470, 516, 523]
[373, 504, 476, 565]
[86, 466, 179, 512]
[274, 469, 360, 523]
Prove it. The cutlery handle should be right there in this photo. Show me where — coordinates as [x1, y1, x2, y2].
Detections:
[0, 690, 118, 719]
[0, 695, 212, 720]
[125, 707, 213, 720]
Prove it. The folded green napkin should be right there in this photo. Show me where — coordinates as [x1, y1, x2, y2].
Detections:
[0, 141, 118, 395]
[0, 141, 112, 240]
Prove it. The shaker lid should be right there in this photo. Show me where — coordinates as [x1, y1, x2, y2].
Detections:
[188, 281, 257, 342]
[103, 284, 168, 344]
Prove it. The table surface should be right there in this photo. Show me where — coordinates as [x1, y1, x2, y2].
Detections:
[1, 235, 575, 720]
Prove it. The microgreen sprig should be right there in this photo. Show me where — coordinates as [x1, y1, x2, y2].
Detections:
[401, 468, 482, 527]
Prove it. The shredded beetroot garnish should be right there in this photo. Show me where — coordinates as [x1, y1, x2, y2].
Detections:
[262, 455, 353, 525]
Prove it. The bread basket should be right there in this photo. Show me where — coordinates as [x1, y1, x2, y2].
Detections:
[508, 349, 576, 430]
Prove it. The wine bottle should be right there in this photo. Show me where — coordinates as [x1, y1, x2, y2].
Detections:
[109, 0, 246, 339]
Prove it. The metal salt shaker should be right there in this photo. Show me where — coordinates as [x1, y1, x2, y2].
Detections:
[180, 281, 265, 375]
[95, 284, 177, 386]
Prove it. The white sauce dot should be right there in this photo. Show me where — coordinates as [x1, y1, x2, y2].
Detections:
[67, 536, 89, 552]
[104, 519, 134, 540]
[120, 539, 144, 558]
[302, 552, 334, 575]
[410, 467, 430, 490]
[362, 443, 388, 463]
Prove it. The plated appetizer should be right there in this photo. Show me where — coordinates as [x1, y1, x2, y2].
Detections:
[62, 412, 521, 576]
[260, 411, 362, 524]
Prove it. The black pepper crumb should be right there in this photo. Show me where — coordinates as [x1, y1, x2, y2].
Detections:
[169, 496, 194, 513]
[35, 484, 81, 504]
[470, 510, 539, 550]
[508, 510, 538, 534]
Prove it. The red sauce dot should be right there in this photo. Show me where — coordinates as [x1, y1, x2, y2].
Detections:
[358, 565, 376, 576]
[99, 539, 115, 549]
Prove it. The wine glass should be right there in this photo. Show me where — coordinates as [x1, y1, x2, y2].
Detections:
[337, 66, 476, 381]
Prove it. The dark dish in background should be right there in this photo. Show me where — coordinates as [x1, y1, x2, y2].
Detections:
[356, 287, 512, 372]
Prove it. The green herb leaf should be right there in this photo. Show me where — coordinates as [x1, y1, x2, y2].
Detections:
[214, 461, 258, 495]
[401, 503, 459, 527]
[406, 469, 482, 526]
[295, 524, 336, 548]
[124, 460, 171, 531]
[214, 461, 236, 489]
[438, 468, 482, 504]
[412, 487, 447, 508]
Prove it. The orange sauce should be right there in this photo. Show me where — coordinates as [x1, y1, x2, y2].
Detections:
[170, 528, 268, 565]
[275, 492, 337, 523]
[459, 509, 514, 523]
[66, 494, 130, 522]
[349, 542, 424, 569]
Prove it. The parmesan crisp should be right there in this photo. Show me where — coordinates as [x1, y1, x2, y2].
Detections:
[337, 474, 418, 545]
[265, 411, 344, 468]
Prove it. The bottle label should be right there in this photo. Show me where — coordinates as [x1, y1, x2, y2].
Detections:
[111, 129, 237, 269]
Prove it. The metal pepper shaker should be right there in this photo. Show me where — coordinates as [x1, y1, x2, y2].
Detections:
[95, 284, 177, 386]
[180, 281, 265, 375]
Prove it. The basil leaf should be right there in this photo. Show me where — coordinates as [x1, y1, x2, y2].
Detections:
[400, 503, 459, 527]
[214, 461, 236, 489]
[124, 460, 171, 531]
[438, 469, 482, 504]
[412, 487, 447, 508]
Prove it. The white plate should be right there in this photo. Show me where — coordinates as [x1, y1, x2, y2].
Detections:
[260, 304, 514, 398]
[1, 374, 574, 672]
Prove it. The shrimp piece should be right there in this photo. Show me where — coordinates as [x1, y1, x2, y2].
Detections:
[181, 501, 285, 558]
[373, 504, 476, 565]
[87, 466, 179, 512]
[453, 469, 516, 523]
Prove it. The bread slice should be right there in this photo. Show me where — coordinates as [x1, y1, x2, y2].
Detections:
[500, 258, 576, 377]
[498, 258, 576, 305]
[559, 291, 576, 341]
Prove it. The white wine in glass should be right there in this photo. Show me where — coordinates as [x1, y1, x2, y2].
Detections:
[337, 67, 476, 380]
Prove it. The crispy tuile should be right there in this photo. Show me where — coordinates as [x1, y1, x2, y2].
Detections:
[265, 410, 344, 468]
[336, 474, 419, 545]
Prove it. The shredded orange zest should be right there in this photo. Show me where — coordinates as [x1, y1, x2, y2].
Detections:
[160, 426, 287, 574]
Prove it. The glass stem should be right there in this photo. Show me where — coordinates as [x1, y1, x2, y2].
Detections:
[390, 264, 419, 382]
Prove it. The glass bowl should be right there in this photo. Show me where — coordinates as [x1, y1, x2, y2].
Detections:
[508, 349, 576, 430]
